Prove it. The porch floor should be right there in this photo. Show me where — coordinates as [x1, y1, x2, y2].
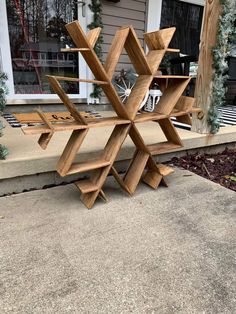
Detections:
[0, 111, 236, 181]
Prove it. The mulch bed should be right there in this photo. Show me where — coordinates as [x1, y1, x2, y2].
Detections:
[168, 148, 236, 192]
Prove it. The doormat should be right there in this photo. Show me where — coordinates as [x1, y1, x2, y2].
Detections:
[3, 110, 102, 128]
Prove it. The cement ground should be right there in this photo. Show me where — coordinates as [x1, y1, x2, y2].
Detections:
[0, 169, 235, 314]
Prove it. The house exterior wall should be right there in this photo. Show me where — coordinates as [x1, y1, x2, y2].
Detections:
[101, 0, 148, 75]
[0, 0, 207, 104]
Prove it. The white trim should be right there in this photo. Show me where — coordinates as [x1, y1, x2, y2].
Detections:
[180, 0, 205, 6]
[146, 0, 163, 32]
[0, 0, 88, 103]
[0, 1, 14, 96]
[86, 0, 96, 104]
[147, 0, 205, 34]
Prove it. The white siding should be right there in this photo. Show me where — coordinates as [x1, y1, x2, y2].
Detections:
[101, 0, 148, 74]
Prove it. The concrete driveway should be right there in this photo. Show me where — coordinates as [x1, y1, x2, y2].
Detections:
[0, 169, 235, 313]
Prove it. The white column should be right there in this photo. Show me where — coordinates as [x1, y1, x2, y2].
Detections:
[146, 0, 163, 32]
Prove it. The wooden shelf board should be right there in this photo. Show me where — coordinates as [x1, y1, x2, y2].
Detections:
[110, 166, 131, 195]
[153, 75, 191, 79]
[154, 79, 191, 115]
[124, 150, 149, 194]
[147, 142, 182, 155]
[166, 48, 180, 53]
[190, 107, 202, 113]
[60, 48, 90, 52]
[75, 179, 99, 194]
[170, 107, 202, 117]
[146, 50, 165, 72]
[134, 112, 167, 123]
[50, 76, 109, 85]
[156, 164, 174, 176]
[21, 20, 196, 208]
[67, 159, 110, 175]
[126, 75, 153, 118]
[170, 110, 187, 117]
[22, 117, 130, 135]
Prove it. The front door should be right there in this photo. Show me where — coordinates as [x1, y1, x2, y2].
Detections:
[0, 0, 87, 102]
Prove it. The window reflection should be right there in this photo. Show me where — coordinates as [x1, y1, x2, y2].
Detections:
[6, 0, 79, 95]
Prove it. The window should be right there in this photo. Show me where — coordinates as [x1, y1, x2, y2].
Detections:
[0, 0, 87, 101]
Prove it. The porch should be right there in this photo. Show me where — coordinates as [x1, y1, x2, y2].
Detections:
[0, 109, 235, 196]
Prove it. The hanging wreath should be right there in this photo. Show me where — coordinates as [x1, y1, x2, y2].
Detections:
[87, 0, 104, 99]
[208, 0, 236, 133]
[0, 71, 9, 159]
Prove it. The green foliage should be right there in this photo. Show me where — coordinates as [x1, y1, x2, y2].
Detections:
[0, 72, 8, 114]
[0, 145, 9, 160]
[0, 71, 9, 159]
[87, 0, 103, 99]
[208, 0, 236, 133]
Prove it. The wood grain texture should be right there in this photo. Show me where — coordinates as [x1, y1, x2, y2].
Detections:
[36, 109, 54, 150]
[104, 27, 130, 80]
[22, 20, 197, 208]
[57, 129, 89, 176]
[192, 0, 221, 133]
[47, 76, 87, 124]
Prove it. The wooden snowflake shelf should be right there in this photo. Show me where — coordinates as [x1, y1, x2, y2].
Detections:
[22, 21, 201, 209]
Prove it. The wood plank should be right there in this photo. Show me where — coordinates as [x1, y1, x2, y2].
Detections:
[125, 75, 153, 119]
[22, 117, 130, 135]
[142, 156, 173, 189]
[156, 164, 174, 176]
[74, 179, 99, 194]
[146, 50, 166, 73]
[65, 21, 112, 87]
[158, 118, 183, 146]
[60, 48, 90, 52]
[98, 189, 108, 202]
[51, 76, 109, 85]
[80, 190, 101, 209]
[103, 124, 131, 161]
[47, 76, 87, 124]
[176, 114, 192, 125]
[35, 109, 54, 150]
[57, 129, 89, 176]
[147, 142, 182, 155]
[110, 166, 131, 195]
[166, 48, 180, 53]
[102, 83, 129, 119]
[174, 96, 195, 111]
[155, 78, 191, 115]
[38, 132, 54, 150]
[134, 112, 167, 123]
[144, 27, 176, 50]
[153, 75, 191, 79]
[192, 0, 222, 133]
[190, 107, 203, 113]
[128, 124, 150, 154]
[124, 26, 152, 75]
[104, 27, 130, 80]
[143, 170, 163, 189]
[123, 150, 149, 194]
[80, 124, 130, 208]
[67, 159, 111, 175]
[87, 27, 102, 48]
[66, 20, 128, 121]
